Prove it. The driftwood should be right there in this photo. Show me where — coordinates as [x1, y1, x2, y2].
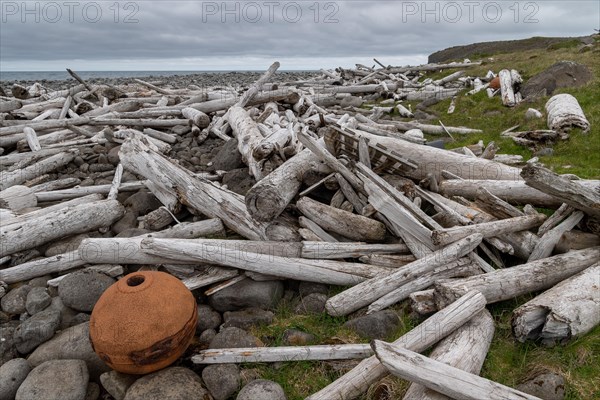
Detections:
[193, 344, 372, 364]
[325, 234, 482, 316]
[439, 179, 600, 208]
[528, 211, 584, 261]
[0, 185, 37, 211]
[307, 291, 486, 400]
[434, 247, 600, 306]
[372, 341, 540, 400]
[545, 93, 590, 133]
[0, 151, 77, 191]
[521, 164, 600, 218]
[512, 263, 600, 344]
[0, 200, 125, 257]
[118, 134, 296, 240]
[403, 310, 495, 400]
[296, 197, 386, 241]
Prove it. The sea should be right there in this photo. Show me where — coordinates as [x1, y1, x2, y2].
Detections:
[0, 70, 285, 82]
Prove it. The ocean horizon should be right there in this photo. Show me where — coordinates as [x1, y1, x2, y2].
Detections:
[0, 70, 317, 82]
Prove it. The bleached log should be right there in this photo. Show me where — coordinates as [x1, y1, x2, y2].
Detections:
[119, 135, 294, 240]
[299, 217, 338, 242]
[226, 106, 266, 179]
[537, 203, 574, 236]
[296, 197, 386, 242]
[182, 266, 239, 291]
[35, 181, 146, 202]
[0, 251, 85, 285]
[439, 179, 600, 208]
[0, 147, 68, 167]
[306, 290, 487, 400]
[193, 344, 372, 364]
[253, 127, 291, 160]
[0, 117, 89, 136]
[301, 241, 408, 259]
[528, 211, 584, 261]
[0, 200, 125, 257]
[545, 93, 590, 133]
[189, 89, 300, 114]
[83, 100, 142, 117]
[2, 194, 103, 226]
[396, 104, 413, 118]
[325, 234, 482, 316]
[334, 128, 519, 182]
[434, 247, 600, 306]
[245, 146, 328, 222]
[521, 164, 600, 218]
[58, 96, 72, 119]
[403, 310, 495, 400]
[372, 341, 540, 400]
[182, 107, 210, 128]
[140, 238, 368, 286]
[143, 128, 178, 144]
[359, 254, 416, 268]
[384, 120, 482, 135]
[133, 78, 174, 95]
[432, 214, 546, 246]
[0, 185, 37, 211]
[367, 258, 478, 314]
[499, 69, 517, 107]
[47, 264, 124, 287]
[512, 263, 600, 344]
[474, 187, 525, 219]
[0, 151, 77, 191]
[23, 127, 41, 151]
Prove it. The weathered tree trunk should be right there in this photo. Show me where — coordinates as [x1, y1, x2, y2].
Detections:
[225, 106, 267, 179]
[139, 238, 369, 286]
[118, 134, 296, 240]
[325, 234, 482, 317]
[0, 251, 85, 284]
[189, 89, 300, 114]
[403, 310, 495, 400]
[373, 341, 540, 400]
[0, 200, 125, 257]
[545, 93, 590, 133]
[528, 211, 584, 261]
[306, 291, 487, 400]
[193, 344, 372, 364]
[439, 179, 600, 208]
[296, 197, 386, 242]
[432, 214, 546, 246]
[521, 164, 600, 218]
[434, 247, 599, 306]
[0, 185, 37, 211]
[182, 107, 210, 128]
[35, 181, 146, 202]
[0, 151, 77, 191]
[555, 230, 600, 253]
[2, 194, 103, 226]
[512, 263, 600, 344]
[301, 242, 408, 259]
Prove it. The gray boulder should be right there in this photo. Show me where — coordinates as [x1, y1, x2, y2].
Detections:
[196, 304, 222, 333]
[237, 379, 286, 400]
[222, 308, 274, 330]
[58, 270, 115, 312]
[344, 310, 401, 340]
[100, 370, 137, 400]
[522, 61, 592, 98]
[25, 287, 51, 315]
[1, 285, 31, 315]
[16, 359, 89, 400]
[13, 309, 61, 353]
[209, 279, 283, 312]
[124, 367, 207, 400]
[209, 327, 262, 349]
[27, 322, 110, 380]
[0, 358, 31, 400]
[517, 372, 565, 400]
[202, 364, 241, 400]
[212, 138, 245, 171]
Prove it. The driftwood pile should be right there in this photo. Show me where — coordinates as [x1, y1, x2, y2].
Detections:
[1, 60, 599, 399]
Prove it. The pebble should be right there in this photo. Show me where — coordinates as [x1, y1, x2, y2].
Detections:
[197, 328, 217, 349]
[209, 279, 284, 312]
[196, 304, 222, 333]
[1, 285, 32, 315]
[25, 287, 52, 315]
[202, 364, 241, 400]
[282, 329, 316, 346]
[13, 309, 61, 353]
[222, 308, 274, 330]
[123, 367, 207, 400]
[58, 270, 116, 312]
[16, 359, 89, 400]
[295, 293, 328, 314]
[209, 327, 263, 349]
[236, 379, 287, 400]
[344, 310, 401, 340]
[28, 322, 111, 380]
[0, 358, 31, 400]
[516, 372, 565, 400]
[100, 370, 138, 400]
[0, 322, 19, 364]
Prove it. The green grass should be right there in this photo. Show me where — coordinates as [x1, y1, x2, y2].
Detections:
[238, 41, 599, 399]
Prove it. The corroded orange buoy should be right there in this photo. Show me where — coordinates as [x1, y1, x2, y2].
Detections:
[90, 271, 197, 374]
[489, 76, 501, 90]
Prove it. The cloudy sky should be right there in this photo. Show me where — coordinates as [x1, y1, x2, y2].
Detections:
[0, 0, 598, 71]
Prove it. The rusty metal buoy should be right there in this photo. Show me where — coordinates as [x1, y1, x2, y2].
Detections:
[89, 271, 197, 374]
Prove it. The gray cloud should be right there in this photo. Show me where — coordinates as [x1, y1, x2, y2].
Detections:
[0, 1, 598, 70]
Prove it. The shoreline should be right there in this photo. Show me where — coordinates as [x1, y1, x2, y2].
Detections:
[0, 70, 322, 91]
